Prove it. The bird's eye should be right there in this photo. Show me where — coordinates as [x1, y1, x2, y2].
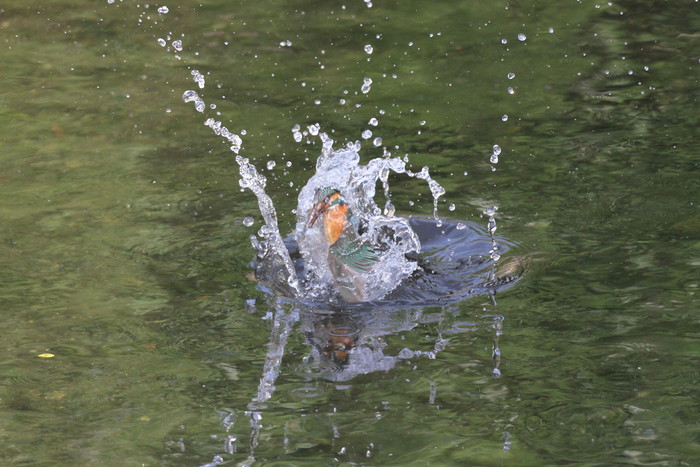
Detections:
[324, 196, 330, 203]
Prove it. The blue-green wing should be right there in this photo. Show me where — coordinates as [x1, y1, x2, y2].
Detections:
[330, 239, 379, 273]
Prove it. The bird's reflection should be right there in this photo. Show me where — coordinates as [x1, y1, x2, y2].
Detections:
[306, 314, 359, 369]
[299, 305, 456, 382]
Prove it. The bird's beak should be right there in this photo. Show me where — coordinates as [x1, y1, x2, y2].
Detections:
[307, 200, 329, 228]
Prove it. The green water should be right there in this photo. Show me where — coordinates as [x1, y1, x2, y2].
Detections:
[1, 0, 699, 465]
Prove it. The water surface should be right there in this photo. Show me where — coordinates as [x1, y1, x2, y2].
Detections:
[1, 0, 699, 465]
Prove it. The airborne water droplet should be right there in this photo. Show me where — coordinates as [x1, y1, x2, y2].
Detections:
[243, 217, 254, 227]
[191, 69, 205, 89]
[517, 33, 527, 42]
[308, 123, 320, 136]
[157, 6, 169, 14]
[364, 44, 373, 54]
[182, 90, 205, 112]
[361, 77, 373, 94]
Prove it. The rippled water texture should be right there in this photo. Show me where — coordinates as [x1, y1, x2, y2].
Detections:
[1, 0, 699, 465]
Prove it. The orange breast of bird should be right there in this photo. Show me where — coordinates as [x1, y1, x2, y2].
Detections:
[324, 202, 348, 246]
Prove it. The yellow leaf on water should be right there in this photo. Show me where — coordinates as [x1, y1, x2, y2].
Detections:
[37, 353, 55, 358]
[45, 390, 66, 401]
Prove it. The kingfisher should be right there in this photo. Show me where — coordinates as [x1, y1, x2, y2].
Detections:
[307, 187, 380, 302]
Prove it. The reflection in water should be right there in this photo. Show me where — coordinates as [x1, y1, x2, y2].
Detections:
[206, 304, 509, 464]
[299, 308, 503, 383]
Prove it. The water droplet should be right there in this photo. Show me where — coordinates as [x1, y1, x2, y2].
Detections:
[384, 202, 395, 216]
[517, 33, 527, 42]
[501, 38, 508, 44]
[286, 161, 292, 168]
[293, 132, 303, 143]
[182, 90, 205, 112]
[456, 222, 466, 230]
[368, 117, 379, 126]
[448, 203, 456, 211]
[266, 160, 276, 170]
[157, 38, 166, 47]
[507, 87, 515, 95]
[372, 137, 383, 147]
[490, 154, 499, 164]
[501, 114, 508, 122]
[243, 217, 254, 227]
[507, 72, 515, 80]
[308, 123, 320, 135]
[361, 77, 373, 94]
[157, 5, 169, 14]
[362, 129, 373, 139]
[364, 44, 373, 54]
[484, 206, 498, 217]
[172, 39, 183, 51]
[492, 145, 502, 156]
[191, 69, 205, 89]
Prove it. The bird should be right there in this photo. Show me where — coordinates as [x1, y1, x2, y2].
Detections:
[306, 187, 380, 302]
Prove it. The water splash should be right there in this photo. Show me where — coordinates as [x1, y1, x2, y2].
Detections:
[483, 205, 501, 262]
[406, 165, 445, 224]
[294, 135, 419, 302]
[246, 133, 515, 307]
[238, 155, 300, 295]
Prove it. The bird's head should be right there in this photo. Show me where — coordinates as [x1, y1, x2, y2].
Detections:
[307, 187, 343, 228]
